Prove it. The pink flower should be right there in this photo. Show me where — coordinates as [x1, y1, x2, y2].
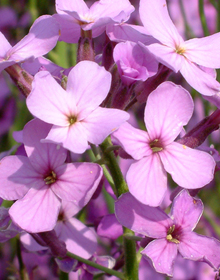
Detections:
[26, 60, 129, 154]
[139, 0, 220, 96]
[0, 119, 103, 233]
[115, 190, 220, 276]
[53, 0, 134, 43]
[0, 15, 60, 72]
[113, 82, 215, 206]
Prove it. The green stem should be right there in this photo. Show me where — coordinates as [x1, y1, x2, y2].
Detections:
[217, 0, 220, 32]
[199, 0, 209, 36]
[66, 251, 125, 279]
[16, 238, 29, 280]
[99, 137, 129, 197]
[123, 228, 139, 280]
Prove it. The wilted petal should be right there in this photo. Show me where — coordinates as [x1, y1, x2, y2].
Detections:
[184, 33, 220, 68]
[82, 107, 129, 145]
[112, 122, 152, 160]
[145, 82, 194, 145]
[180, 59, 220, 96]
[170, 190, 203, 231]
[139, 0, 183, 47]
[141, 238, 178, 276]
[127, 155, 167, 206]
[9, 186, 61, 233]
[55, 217, 97, 259]
[179, 232, 220, 270]
[160, 142, 215, 189]
[115, 192, 171, 237]
[52, 162, 102, 208]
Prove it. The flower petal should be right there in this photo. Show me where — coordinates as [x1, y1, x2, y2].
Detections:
[145, 82, 193, 145]
[52, 162, 102, 208]
[160, 142, 215, 189]
[170, 190, 203, 231]
[127, 155, 167, 206]
[115, 192, 171, 237]
[9, 186, 61, 233]
[180, 59, 220, 96]
[139, 0, 183, 47]
[141, 239, 178, 276]
[55, 217, 97, 259]
[179, 232, 220, 270]
[113, 122, 152, 160]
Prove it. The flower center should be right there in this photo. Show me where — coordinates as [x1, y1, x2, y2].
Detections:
[175, 45, 186, 55]
[68, 115, 77, 126]
[44, 171, 57, 185]
[166, 225, 180, 244]
[149, 139, 163, 153]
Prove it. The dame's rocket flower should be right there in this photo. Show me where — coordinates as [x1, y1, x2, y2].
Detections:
[0, 119, 103, 233]
[26, 60, 129, 154]
[115, 190, 220, 276]
[139, 0, 220, 96]
[113, 82, 215, 206]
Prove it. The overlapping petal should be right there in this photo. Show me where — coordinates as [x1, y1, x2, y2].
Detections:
[160, 142, 215, 189]
[127, 155, 167, 206]
[115, 193, 171, 237]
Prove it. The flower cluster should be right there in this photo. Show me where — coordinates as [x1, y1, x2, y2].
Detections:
[0, 0, 220, 279]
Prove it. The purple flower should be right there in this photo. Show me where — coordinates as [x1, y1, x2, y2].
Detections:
[26, 60, 129, 154]
[115, 190, 220, 276]
[0, 119, 103, 233]
[139, 0, 220, 96]
[113, 82, 215, 206]
[0, 15, 60, 73]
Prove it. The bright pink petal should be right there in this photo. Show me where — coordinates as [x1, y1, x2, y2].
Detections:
[82, 107, 129, 145]
[112, 122, 152, 160]
[139, 0, 183, 47]
[52, 162, 102, 208]
[179, 232, 220, 270]
[127, 154, 167, 206]
[46, 122, 89, 154]
[170, 190, 203, 231]
[55, 217, 97, 259]
[141, 239, 178, 276]
[66, 61, 112, 119]
[27, 71, 77, 126]
[9, 186, 61, 233]
[0, 155, 38, 200]
[115, 193, 171, 237]
[23, 119, 67, 172]
[8, 15, 60, 61]
[184, 33, 220, 68]
[160, 142, 215, 189]
[180, 59, 220, 96]
[145, 82, 193, 145]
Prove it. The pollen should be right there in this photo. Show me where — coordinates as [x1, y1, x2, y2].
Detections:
[166, 225, 180, 244]
[44, 171, 57, 185]
[183, 145, 187, 149]
[175, 46, 186, 55]
[149, 139, 163, 152]
[68, 115, 77, 125]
